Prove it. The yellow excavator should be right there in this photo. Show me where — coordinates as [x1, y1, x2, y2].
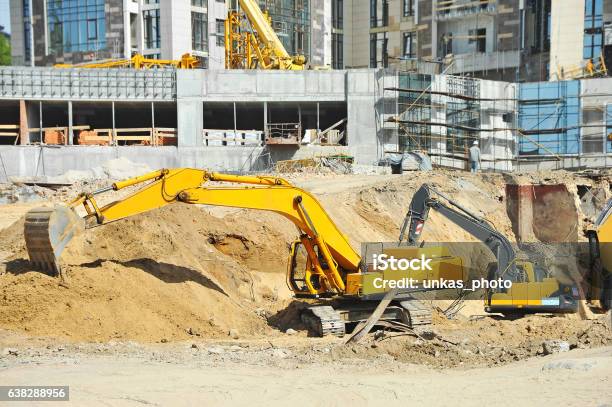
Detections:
[25, 169, 448, 336]
[54, 53, 200, 70]
[586, 200, 612, 311]
[23, 170, 575, 336]
[225, 0, 306, 70]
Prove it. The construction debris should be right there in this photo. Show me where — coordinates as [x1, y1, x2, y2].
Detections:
[275, 155, 354, 174]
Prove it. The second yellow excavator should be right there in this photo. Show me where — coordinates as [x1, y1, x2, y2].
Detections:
[23, 169, 576, 336]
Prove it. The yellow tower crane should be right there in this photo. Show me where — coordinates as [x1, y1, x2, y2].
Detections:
[225, 0, 306, 70]
[54, 53, 200, 70]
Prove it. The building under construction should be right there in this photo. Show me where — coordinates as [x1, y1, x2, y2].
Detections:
[2, 65, 612, 178]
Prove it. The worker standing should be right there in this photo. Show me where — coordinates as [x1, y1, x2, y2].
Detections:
[586, 58, 595, 76]
[469, 140, 481, 173]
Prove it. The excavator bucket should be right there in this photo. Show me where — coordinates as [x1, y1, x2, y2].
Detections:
[24, 205, 84, 275]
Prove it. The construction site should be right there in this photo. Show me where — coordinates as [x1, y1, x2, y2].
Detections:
[1, 0, 612, 405]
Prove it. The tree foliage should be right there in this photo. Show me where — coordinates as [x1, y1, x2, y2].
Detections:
[0, 35, 11, 66]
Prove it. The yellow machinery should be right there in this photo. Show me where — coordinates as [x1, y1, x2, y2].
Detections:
[23, 173, 575, 336]
[225, 0, 306, 70]
[586, 200, 612, 311]
[54, 53, 200, 69]
[401, 184, 578, 315]
[24, 169, 463, 336]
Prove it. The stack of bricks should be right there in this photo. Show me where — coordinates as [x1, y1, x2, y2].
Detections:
[77, 130, 110, 146]
[44, 129, 65, 145]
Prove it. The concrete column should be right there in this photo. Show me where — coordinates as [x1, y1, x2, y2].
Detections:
[111, 101, 116, 146]
[39, 102, 43, 145]
[264, 101, 268, 133]
[68, 101, 73, 145]
[177, 100, 203, 146]
[233, 102, 237, 136]
[19, 100, 28, 145]
[176, 70, 204, 147]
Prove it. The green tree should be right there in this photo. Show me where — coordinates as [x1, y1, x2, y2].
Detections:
[0, 35, 11, 65]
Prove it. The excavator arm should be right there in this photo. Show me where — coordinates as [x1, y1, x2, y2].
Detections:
[399, 184, 520, 281]
[24, 169, 360, 296]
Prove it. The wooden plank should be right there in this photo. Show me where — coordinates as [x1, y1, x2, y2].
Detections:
[115, 136, 151, 141]
[0, 124, 19, 129]
[114, 128, 153, 132]
[344, 288, 400, 344]
[0, 132, 19, 136]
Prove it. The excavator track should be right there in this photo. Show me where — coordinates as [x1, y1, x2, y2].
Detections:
[399, 299, 433, 330]
[301, 306, 346, 337]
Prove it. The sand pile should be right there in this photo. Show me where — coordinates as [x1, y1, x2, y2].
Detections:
[0, 205, 296, 342]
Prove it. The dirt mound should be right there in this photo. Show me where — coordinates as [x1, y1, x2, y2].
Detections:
[334, 312, 612, 368]
[0, 205, 295, 342]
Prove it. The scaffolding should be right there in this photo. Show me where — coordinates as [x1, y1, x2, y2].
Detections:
[377, 69, 516, 172]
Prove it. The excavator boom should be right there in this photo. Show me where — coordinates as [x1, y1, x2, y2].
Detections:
[24, 169, 360, 296]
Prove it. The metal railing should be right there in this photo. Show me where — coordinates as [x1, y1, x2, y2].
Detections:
[0, 67, 176, 101]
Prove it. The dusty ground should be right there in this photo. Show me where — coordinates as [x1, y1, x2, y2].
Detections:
[1, 170, 612, 405]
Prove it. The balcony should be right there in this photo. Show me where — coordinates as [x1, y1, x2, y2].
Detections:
[444, 49, 520, 75]
[435, 0, 496, 21]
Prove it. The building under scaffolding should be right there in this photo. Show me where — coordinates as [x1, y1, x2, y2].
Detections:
[376, 70, 517, 171]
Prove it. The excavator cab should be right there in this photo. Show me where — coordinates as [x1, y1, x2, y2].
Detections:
[286, 238, 337, 298]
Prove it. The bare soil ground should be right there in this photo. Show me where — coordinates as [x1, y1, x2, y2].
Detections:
[0, 170, 611, 405]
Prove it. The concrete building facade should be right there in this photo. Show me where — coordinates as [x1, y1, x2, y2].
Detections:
[332, 0, 612, 83]
[8, 0, 330, 69]
[9, 0, 228, 69]
[3, 65, 612, 176]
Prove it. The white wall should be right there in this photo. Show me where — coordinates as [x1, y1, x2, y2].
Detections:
[160, 0, 192, 60]
[207, 0, 227, 70]
[549, 0, 585, 80]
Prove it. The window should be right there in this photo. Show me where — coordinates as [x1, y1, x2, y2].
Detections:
[370, 0, 388, 28]
[87, 19, 97, 40]
[332, 0, 343, 30]
[469, 28, 486, 53]
[143, 9, 160, 49]
[23, 0, 31, 64]
[216, 19, 225, 47]
[440, 32, 452, 56]
[191, 0, 206, 7]
[402, 32, 415, 58]
[192, 11, 208, 52]
[403, 0, 414, 17]
[584, 0, 603, 60]
[47, 0, 106, 54]
[332, 33, 343, 69]
[370, 32, 388, 68]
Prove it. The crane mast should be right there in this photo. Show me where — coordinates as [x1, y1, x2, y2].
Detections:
[225, 0, 306, 70]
